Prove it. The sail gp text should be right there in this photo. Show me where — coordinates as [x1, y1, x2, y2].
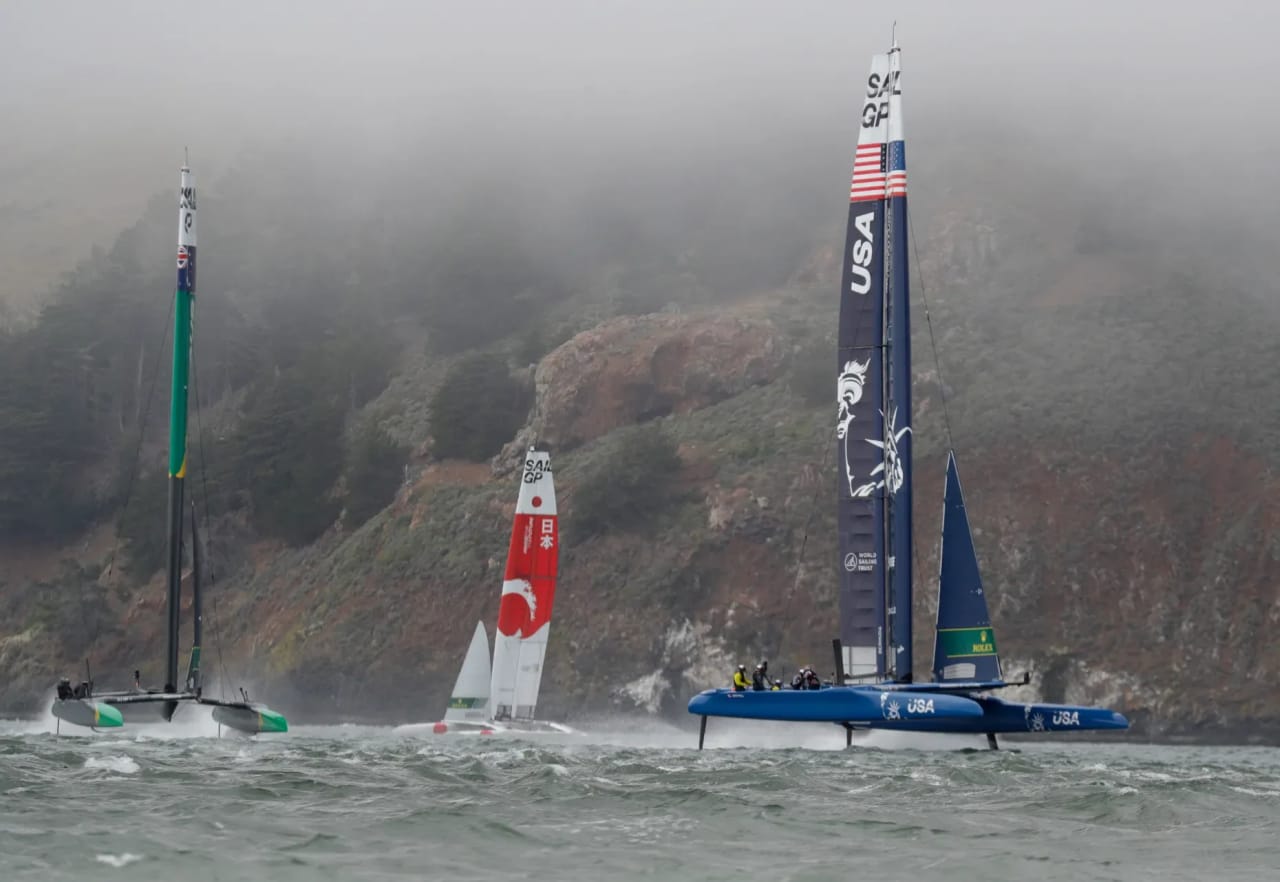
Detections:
[862, 69, 900, 128]
[906, 698, 935, 715]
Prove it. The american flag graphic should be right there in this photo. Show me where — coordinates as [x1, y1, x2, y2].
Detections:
[887, 139, 907, 198]
[849, 140, 907, 202]
[849, 143, 884, 203]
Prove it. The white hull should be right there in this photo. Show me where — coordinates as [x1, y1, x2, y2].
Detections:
[394, 718, 580, 737]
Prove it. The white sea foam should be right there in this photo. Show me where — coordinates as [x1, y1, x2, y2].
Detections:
[95, 853, 143, 868]
[84, 755, 140, 774]
[584, 714, 988, 752]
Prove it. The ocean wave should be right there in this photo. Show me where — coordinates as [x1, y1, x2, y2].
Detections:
[83, 755, 140, 775]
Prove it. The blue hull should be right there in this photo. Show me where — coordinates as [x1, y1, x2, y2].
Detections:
[688, 689, 1127, 734]
[867, 695, 1129, 734]
[687, 687, 983, 724]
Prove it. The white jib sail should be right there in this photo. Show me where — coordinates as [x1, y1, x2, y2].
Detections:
[443, 621, 491, 723]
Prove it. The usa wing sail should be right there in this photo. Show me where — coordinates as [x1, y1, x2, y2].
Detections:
[838, 52, 892, 680]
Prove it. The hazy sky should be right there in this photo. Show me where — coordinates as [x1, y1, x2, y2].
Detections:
[6, 1, 1277, 161]
[2, 1, 1278, 302]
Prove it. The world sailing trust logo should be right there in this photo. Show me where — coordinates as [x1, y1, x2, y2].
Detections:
[836, 360, 910, 498]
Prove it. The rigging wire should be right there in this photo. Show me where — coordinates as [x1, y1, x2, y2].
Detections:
[908, 204, 959, 671]
[908, 209, 957, 455]
[773, 169, 889, 671]
[772, 427, 832, 666]
[103, 295, 176, 588]
[191, 347, 230, 701]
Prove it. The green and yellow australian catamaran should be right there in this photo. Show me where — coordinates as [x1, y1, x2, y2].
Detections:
[50, 160, 287, 735]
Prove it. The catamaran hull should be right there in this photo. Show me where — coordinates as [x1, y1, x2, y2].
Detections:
[687, 687, 983, 724]
[864, 695, 1129, 734]
[210, 703, 288, 734]
[52, 690, 192, 729]
[688, 689, 1127, 735]
[395, 719, 579, 737]
[51, 699, 124, 729]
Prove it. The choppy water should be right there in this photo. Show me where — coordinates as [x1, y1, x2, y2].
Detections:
[1, 714, 1277, 881]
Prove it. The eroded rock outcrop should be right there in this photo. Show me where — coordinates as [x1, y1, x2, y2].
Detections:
[508, 313, 785, 455]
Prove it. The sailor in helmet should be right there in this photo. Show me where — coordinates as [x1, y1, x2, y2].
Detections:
[732, 664, 750, 691]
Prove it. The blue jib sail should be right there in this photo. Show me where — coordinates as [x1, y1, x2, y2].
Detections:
[932, 452, 1004, 683]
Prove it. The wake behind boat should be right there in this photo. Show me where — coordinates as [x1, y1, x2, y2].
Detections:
[50, 160, 286, 736]
[687, 36, 1127, 749]
[396, 449, 578, 737]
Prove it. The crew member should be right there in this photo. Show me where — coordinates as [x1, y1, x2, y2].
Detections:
[732, 664, 750, 691]
[751, 664, 768, 691]
[805, 668, 822, 690]
[791, 668, 806, 690]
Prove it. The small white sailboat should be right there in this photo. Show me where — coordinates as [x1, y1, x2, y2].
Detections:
[397, 448, 576, 736]
[396, 621, 496, 735]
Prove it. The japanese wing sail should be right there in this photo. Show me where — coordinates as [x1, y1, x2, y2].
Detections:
[932, 452, 1003, 682]
[444, 621, 492, 723]
[489, 449, 559, 721]
[837, 52, 894, 680]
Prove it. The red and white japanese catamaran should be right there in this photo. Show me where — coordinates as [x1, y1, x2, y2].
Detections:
[397, 448, 575, 736]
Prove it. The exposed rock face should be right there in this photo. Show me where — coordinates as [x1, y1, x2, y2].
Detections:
[613, 620, 735, 715]
[509, 314, 785, 454]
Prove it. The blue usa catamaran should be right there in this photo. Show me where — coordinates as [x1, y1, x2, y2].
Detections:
[50, 160, 287, 736]
[688, 38, 1128, 749]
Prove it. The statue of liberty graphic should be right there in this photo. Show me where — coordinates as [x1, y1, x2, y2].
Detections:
[836, 359, 910, 498]
[836, 359, 869, 497]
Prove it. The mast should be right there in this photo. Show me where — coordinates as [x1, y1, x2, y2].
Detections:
[884, 41, 913, 681]
[185, 500, 203, 694]
[837, 52, 892, 681]
[166, 160, 197, 699]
